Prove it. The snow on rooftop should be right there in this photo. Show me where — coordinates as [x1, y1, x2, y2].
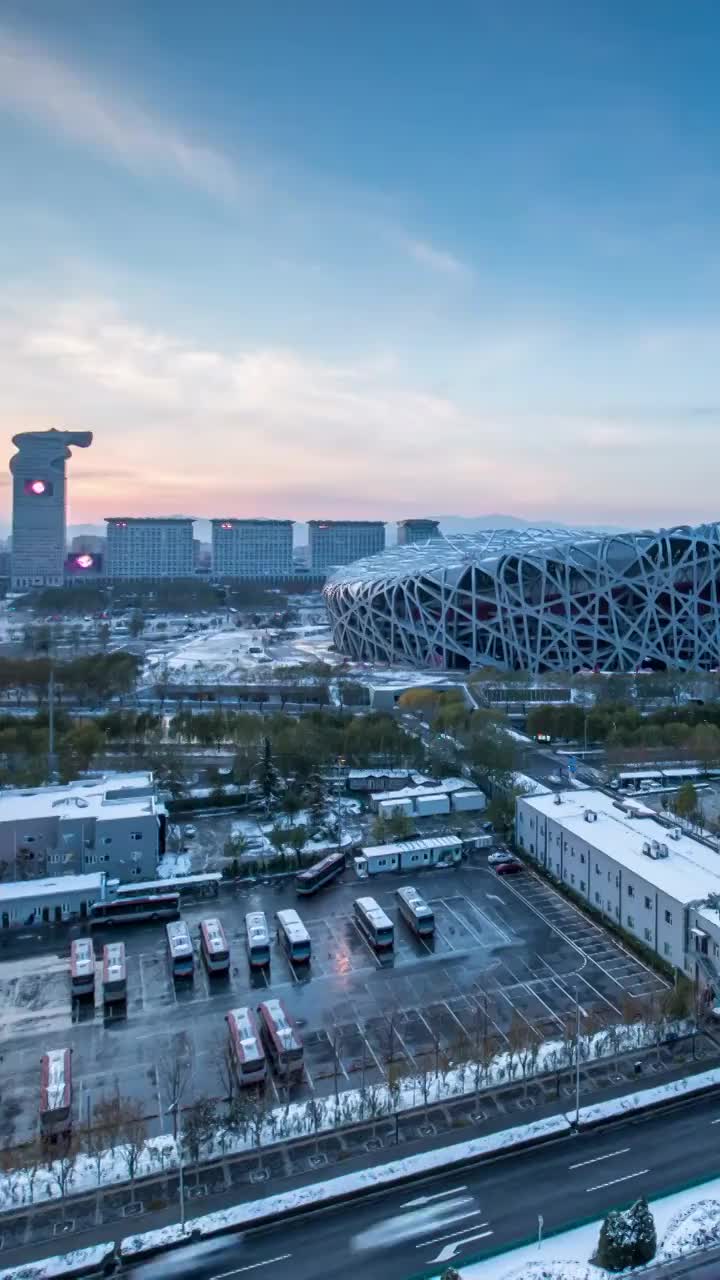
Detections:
[521, 788, 720, 903]
[0, 873, 104, 903]
[0, 773, 157, 823]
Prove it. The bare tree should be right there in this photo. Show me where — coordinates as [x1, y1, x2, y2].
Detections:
[182, 1097, 218, 1166]
[0, 1144, 26, 1206]
[81, 1109, 107, 1187]
[93, 1095, 124, 1156]
[215, 1032, 236, 1105]
[51, 1136, 78, 1212]
[158, 1041, 192, 1140]
[117, 1097, 148, 1185]
[20, 1140, 44, 1206]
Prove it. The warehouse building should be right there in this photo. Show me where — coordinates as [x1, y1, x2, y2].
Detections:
[515, 787, 720, 985]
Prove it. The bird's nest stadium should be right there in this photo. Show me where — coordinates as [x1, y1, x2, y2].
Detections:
[323, 525, 720, 674]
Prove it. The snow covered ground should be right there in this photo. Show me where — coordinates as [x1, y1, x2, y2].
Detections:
[143, 622, 343, 686]
[454, 1174, 720, 1278]
[0, 1242, 115, 1280]
[0, 1019, 692, 1215]
[576, 1066, 720, 1127]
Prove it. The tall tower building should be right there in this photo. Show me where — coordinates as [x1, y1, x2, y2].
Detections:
[10, 429, 93, 590]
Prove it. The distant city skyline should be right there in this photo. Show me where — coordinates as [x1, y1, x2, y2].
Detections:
[2, 4, 720, 527]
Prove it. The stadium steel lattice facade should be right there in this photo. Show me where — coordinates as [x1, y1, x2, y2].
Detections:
[323, 525, 720, 674]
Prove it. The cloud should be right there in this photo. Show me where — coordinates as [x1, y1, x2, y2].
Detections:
[0, 25, 245, 200]
[402, 236, 471, 279]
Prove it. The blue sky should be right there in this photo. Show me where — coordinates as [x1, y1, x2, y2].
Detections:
[1, 0, 719, 528]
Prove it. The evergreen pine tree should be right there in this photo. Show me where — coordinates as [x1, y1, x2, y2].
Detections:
[596, 1198, 657, 1270]
[256, 737, 280, 811]
[629, 1196, 657, 1264]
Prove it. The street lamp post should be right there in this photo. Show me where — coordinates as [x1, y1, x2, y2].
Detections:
[574, 981, 582, 1126]
[167, 1100, 186, 1233]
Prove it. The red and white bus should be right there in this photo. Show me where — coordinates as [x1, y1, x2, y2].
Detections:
[200, 918, 230, 974]
[166, 919, 194, 979]
[257, 998, 304, 1080]
[103, 941, 127, 1004]
[226, 1006, 267, 1086]
[70, 938, 95, 998]
[90, 893, 179, 927]
[40, 1048, 72, 1142]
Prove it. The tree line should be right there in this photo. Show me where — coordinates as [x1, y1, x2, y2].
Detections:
[527, 700, 720, 762]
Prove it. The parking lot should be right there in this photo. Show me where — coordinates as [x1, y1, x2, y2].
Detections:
[0, 859, 669, 1147]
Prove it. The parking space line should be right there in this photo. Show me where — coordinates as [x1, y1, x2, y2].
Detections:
[391, 1019, 419, 1070]
[356, 1021, 384, 1077]
[441, 899, 485, 946]
[493, 982, 538, 1038]
[443, 1000, 472, 1045]
[464, 899, 511, 945]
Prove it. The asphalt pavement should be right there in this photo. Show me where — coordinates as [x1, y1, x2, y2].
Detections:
[124, 1091, 720, 1280]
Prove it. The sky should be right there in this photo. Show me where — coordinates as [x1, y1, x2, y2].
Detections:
[1, 0, 720, 531]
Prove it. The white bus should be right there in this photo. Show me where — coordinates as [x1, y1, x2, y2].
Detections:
[70, 938, 95, 998]
[396, 885, 435, 938]
[226, 1006, 267, 1086]
[40, 1048, 72, 1143]
[245, 911, 270, 968]
[166, 919, 194, 979]
[102, 941, 127, 1004]
[257, 998, 304, 1080]
[200, 917, 230, 974]
[275, 908, 311, 963]
[354, 896, 394, 950]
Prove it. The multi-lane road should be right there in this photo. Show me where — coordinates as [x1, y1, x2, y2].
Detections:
[127, 1092, 720, 1280]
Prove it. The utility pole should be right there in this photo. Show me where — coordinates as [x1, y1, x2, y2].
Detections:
[574, 981, 582, 1126]
[47, 623, 58, 784]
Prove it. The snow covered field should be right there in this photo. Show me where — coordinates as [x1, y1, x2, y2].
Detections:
[143, 622, 343, 686]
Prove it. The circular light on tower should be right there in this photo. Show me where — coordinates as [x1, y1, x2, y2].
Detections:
[76, 554, 94, 570]
[30, 480, 47, 495]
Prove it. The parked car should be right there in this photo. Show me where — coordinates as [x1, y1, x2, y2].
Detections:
[183, 824, 197, 837]
[495, 857, 523, 875]
[488, 849, 514, 866]
[548, 774, 562, 785]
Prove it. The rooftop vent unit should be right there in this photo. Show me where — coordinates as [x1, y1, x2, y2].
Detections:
[642, 840, 652, 856]
[671, 827, 682, 840]
[584, 809, 597, 823]
[651, 840, 660, 857]
[658, 842, 669, 858]
[554, 794, 562, 805]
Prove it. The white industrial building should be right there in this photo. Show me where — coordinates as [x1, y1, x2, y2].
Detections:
[355, 834, 463, 877]
[0, 872, 107, 929]
[515, 788, 720, 988]
[105, 517, 195, 579]
[0, 773, 166, 883]
[211, 518, 294, 579]
[373, 777, 486, 819]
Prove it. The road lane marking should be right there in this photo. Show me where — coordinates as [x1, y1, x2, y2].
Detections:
[570, 1147, 630, 1170]
[416, 1215, 488, 1246]
[402, 1186, 467, 1208]
[212, 1256, 291, 1278]
[586, 1169, 649, 1192]
[429, 1231, 494, 1264]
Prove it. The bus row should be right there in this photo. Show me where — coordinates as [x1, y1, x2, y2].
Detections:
[245, 886, 435, 967]
[226, 998, 303, 1086]
[70, 938, 127, 1008]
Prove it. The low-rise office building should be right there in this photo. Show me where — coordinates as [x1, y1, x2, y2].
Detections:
[308, 520, 385, 573]
[0, 773, 166, 884]
[515, 788, 720, 985]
